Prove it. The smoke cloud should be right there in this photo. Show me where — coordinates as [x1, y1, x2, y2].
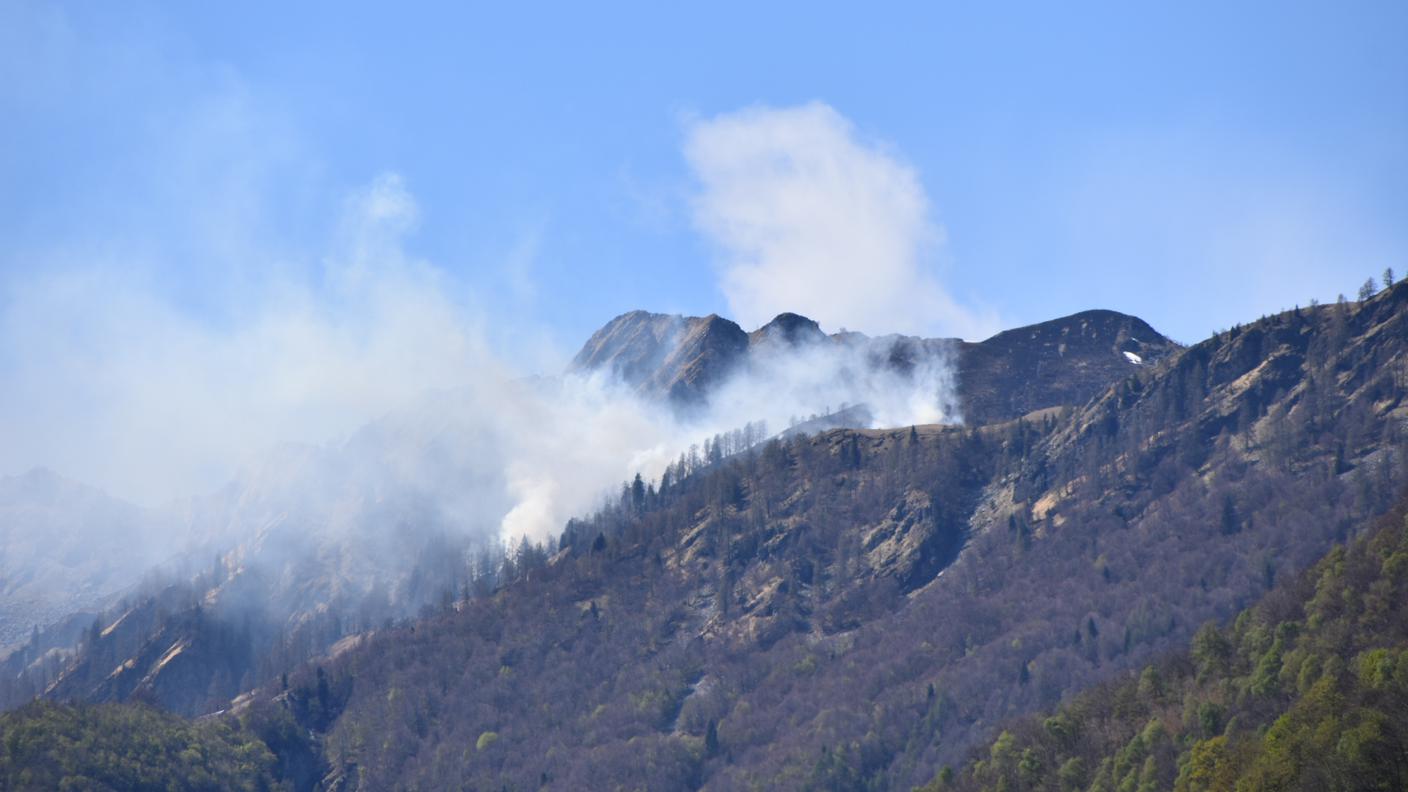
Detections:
[685, 102, 995, 340]
[0, 108, 965, 630]
[0, 173, 494, 508]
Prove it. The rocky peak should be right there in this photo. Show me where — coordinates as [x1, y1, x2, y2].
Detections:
[955, 309, 1179, 425]
[749, 313, 828, 348]
[571, 306, 1179, 425]
[569, 310, 749, 406]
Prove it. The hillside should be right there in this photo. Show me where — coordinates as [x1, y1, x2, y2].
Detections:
[227, 286, 1404, 789]
[0, 305, 1177, 719]
[0, 408, 517, 716]
[3, 285, 1402, 790]
[930, 490, 1408, 791]
[0, 700, 284, 791]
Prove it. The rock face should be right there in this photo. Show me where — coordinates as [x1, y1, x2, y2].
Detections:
[569, 311, 750, 406]
[572, 308, 1179, 424]
[748, 312, 828, 349]
[954, 309, 1177, 425]
[860, 488, 956, 592]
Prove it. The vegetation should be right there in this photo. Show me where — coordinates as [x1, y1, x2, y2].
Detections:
[295, 285, 1406, 789]
[0, 281, 1403, 790]
[926, 493, 1408, 792]
[0, 700, 281, 791]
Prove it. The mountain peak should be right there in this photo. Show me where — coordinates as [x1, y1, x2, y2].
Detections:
[569, 310, 747, 406]
[749, 312, 827, 348]
[571, 306, 1178, 423]
[955, 308, 1178, 424]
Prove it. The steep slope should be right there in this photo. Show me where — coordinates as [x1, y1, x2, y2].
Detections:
[569, 311, 750, 406]
[2, 394, 520, 716]
[8, 465, 1402, 792]
[931, 491, 1408, 792]
[228, 286, 1405, 789]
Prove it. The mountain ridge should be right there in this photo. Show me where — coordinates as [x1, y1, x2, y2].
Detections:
[3, 286, 1403, 790]
[571, 307, 1180, 425]
[95, 284, 1398, 790]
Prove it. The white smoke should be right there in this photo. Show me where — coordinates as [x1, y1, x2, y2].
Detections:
[685, 102, 996, 340]
[1, 109, 968, 582]
[0, 173, 494, 508]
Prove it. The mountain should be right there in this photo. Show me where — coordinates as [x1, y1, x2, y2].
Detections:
[0, 469, 164, 653]
[4, 306, 1176, 717]
[103, 285, 1394, 790]
[3, 285, 1402, 790]
[0, 305, 1171, 679]
[953, 309, 1172, 425]
[571, 308, 1179, 424]
[3, 401, 517, 716]
[570, 311, 750, 406]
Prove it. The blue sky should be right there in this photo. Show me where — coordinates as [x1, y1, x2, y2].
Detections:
[1, 1, 1406, 500]
[4, 2, 1405, 347]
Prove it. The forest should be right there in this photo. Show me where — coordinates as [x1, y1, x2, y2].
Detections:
[0, 700, 283, 791]
[926, 491, 1408, 791]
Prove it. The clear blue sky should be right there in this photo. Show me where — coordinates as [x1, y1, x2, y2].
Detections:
[3, 0, 1405, 353]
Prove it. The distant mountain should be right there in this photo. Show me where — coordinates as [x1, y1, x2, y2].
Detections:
[571, 308, 1179, 424]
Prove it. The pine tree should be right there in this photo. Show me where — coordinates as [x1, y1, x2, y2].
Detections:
[630, 473, 646, 512]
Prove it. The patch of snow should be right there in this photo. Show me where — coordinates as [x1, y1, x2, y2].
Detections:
[1123, 351, 1143, 365]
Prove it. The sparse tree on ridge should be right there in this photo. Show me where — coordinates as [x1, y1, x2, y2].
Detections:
[630, 473, 646, 512]
[1359, 278, 1376, 301]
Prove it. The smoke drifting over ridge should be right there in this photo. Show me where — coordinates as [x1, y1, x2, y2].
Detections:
[0, 105, 971, 561]
[685, 102, 997, 341]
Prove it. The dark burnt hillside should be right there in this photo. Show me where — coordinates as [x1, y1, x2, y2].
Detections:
[243, 286, 1406, 790]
